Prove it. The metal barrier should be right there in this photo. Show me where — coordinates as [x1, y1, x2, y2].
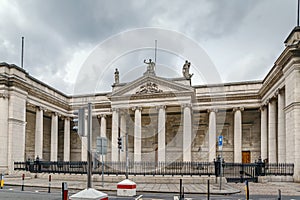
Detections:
[14, 160, 294, 180]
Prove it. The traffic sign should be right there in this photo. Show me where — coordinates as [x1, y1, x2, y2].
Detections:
[218, 135, 223, 151]
[96, 137, 107, 155]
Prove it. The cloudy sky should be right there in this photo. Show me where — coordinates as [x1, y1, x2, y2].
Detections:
[0, 0, 297, 95]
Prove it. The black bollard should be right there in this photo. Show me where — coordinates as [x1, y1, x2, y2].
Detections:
[179, 179, 182, 200]
[48, 175, 51, 193]
[278, 189, 281, 200]
[207, 179, 210, 200]
[21, 174, 25, 191]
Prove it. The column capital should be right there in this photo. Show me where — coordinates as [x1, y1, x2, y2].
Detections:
[274, 89, 280, 98]
[0, 92, 9, 99]
[156, 105, 166, 111]
[97, 114, 106, 119]
[51, 112, 58, 116]
[37, 106, 47, 112]
[63, 116, 71, 120]
[259, 105, 267, 111]
[132, 106, 142, 111]
[207, 108, 218, 113]
[233, 107, 244, 112]
[181, 103, 191, 108]
[111, 107, 120, 112]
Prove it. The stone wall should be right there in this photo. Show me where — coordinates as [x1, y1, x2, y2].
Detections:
[25, 111, 35, 160]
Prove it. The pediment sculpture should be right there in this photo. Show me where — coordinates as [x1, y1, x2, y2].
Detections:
[136, 82, 163, 94]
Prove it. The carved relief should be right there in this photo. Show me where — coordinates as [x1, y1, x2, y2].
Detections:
[136, 82, 163, 94]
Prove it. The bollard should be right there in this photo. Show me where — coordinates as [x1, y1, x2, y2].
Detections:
[0, 173, 4, 189]
[244, 180, 249, 200]
[179, 179, 182, 200]
[62, 182, 68, 200]
[48, 175, 51, 193]
[278, 189, 281, 200]
[21, 174, 25, 191]
[207, 179, 210, 200]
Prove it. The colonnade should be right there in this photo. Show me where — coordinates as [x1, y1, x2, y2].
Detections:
[260, 89, 286, 163]
[33, 106, 71, 161]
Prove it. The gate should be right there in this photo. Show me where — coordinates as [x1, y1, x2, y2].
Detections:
[223, 163, 258, 183]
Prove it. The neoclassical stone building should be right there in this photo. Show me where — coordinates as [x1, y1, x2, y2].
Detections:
[0, 27, 299, 181]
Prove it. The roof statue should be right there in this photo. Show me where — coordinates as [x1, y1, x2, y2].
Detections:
[114, 68, 119, 84]
[182, 60, 193, 79]
[143, 59, 156, 76]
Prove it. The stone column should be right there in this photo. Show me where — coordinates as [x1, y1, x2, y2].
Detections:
[100, 114, 107, 137]
[182, 104, 192, 162]
[157, 105, 166, 163]
[35, 107, 44, 159]
[120, 112, 127, 162]
[208, 109, 217, 162]
[260, 105, 268, 161]
[111, 108, 119, 162]
[50, 112, 58, 161]
[0, 93, 9, 172]
[277, 90, 286, 163]
[233, 107, 243, 163]
[63, 117, 70, 161]
[133, 106, 142, 162]
[268, 99, 277, 163]
[98, 114, 107, 161]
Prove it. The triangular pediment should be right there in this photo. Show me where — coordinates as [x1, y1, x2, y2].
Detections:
[112, 75, 194, 97]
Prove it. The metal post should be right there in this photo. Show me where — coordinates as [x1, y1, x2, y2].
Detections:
[278, 189, 281, 200]
[48, 175, 51, 193]
[179, 178, 182, 200]
[219, 151, 223, 190]
[207, 179, 210, 200]
[21, 37, 24, 68]
[245, 180, 249, 200]
[0, 173, 4, 189]
[87, 103, 92, 188]
[125, 132, 129, 179]
[101, 153, 104, 187]
[21, 174, 25, 191]
[62, 182, 68, 200]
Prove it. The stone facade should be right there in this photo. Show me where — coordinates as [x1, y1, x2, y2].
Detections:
[0, 27, 300, 182]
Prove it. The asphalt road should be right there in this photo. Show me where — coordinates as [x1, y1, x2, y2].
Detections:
[0, 186, 299, 200]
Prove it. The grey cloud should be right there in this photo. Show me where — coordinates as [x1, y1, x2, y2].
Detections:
[0, 0, 297, 94]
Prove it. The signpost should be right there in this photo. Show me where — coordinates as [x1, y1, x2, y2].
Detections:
[218, 135, 223, 190]
[97, 137, 107, 187]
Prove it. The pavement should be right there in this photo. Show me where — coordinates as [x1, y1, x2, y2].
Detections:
[2, 173, 240, 195]
[3, 173, 300, 197]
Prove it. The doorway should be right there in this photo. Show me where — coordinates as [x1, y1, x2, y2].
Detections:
[242, 151, 251, 163]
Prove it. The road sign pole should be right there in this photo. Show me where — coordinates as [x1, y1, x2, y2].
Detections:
[102, 152, 104, 187]
[125, 132, 128, 179]
[218, 135, 223, 191]
[87, 103, 92, 188]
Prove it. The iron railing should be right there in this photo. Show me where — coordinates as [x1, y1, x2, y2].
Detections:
[14, 161, 215, 176]
[14, 160, 294, 181]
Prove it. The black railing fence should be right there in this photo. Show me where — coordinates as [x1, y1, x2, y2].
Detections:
[14, 159, 294, 182]
[14, 161, 215, 176]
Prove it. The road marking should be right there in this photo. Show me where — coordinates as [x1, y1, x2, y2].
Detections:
[135, 195, 143, 200]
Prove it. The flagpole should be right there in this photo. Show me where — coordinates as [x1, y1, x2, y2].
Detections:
[154, 40, 157, 63]
[297, 0, 300, 26]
